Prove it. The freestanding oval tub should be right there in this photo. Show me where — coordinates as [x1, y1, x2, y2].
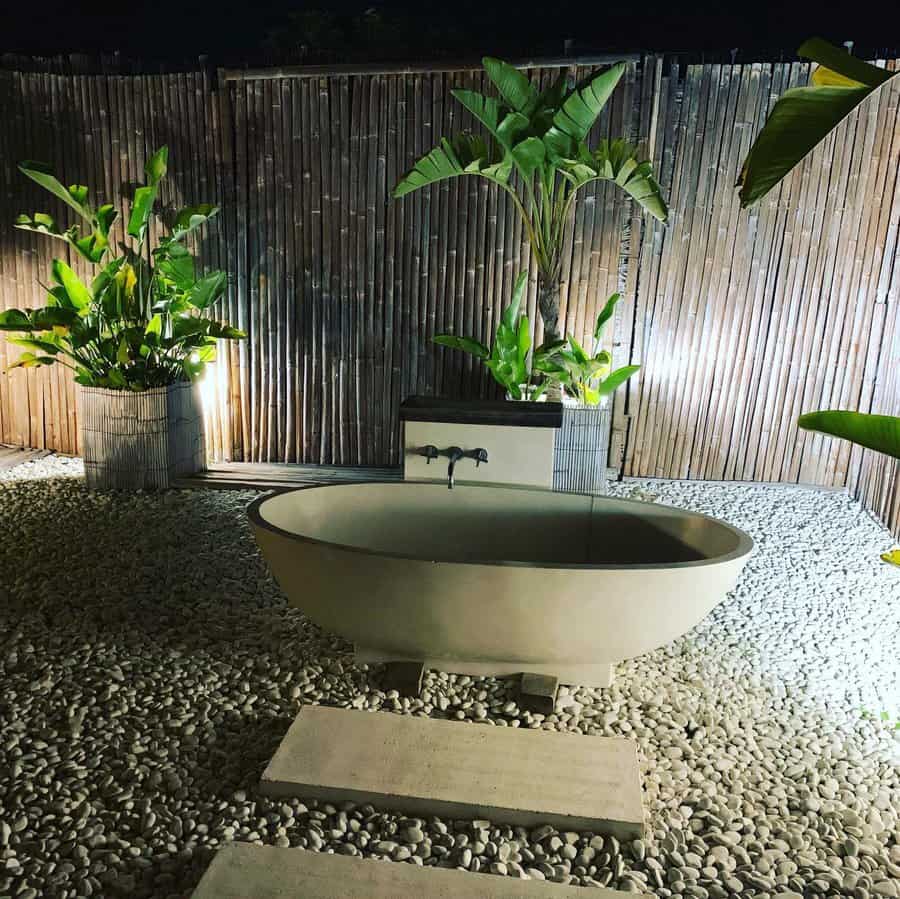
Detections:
[249, 482, 753, 686]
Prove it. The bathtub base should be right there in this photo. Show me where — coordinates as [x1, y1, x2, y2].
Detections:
[355, 647, 615, 688]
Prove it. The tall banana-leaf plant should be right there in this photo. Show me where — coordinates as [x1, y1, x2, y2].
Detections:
[737, 39, 900, 469]
[393, 57, 668, 340]
[0, 147, 245, 390]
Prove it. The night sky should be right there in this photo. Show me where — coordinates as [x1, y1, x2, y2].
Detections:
[3, 0, 899, 65]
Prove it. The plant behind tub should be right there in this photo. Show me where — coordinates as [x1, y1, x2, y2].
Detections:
[434, 278, 639, 405]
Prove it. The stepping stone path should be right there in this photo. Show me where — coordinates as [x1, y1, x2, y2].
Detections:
[261, 706, 644, 836]
[192, 843, 647, 897]
[192, 705, 646, 895]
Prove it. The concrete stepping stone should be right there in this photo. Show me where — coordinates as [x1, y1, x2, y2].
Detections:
[191, 844, 647, 898]
[260, 706, 644, 838]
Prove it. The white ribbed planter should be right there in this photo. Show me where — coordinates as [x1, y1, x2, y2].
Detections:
[79, 382, 205, 490]
[552, 403, 611, 495]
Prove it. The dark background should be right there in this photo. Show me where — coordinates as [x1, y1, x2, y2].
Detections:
[3, 0, 899, 67]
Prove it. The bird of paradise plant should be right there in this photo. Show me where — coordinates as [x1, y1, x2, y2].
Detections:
[0, 146, 245, 390]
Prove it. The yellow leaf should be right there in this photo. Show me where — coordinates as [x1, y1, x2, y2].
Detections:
[114, 262, 137, 296]
[811, 65, 865, 88]
[880, 548, 900, 567]
[52, 325, 69, 337]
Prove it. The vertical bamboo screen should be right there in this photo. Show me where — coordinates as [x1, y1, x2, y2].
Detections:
[0, 57, 897, 534]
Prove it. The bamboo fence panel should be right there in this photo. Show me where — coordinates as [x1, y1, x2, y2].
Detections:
[625, 57, 900, 536]
[0, 57, 897, 535]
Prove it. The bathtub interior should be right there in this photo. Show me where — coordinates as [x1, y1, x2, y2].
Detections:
[256, 483, 746, 567]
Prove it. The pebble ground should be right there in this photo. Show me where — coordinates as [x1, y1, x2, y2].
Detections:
[1, 456, 898, 898]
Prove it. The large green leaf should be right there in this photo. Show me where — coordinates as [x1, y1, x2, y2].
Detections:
[18, 161, 93, 222]
[511, 136, 545, 178]
[502, 272, 528, 329]
[393, 136, 510, 198]
[0, 309, 33, 331]
[6, 351, 56, 370]
[545, 63, 626, 155]
[598, 364, 640, 396]
[6, 335, 61, 355]
[128, 185, 158, 244]
[145, 146, 169, 185]
[156, 242, 195, 287]
[51, 259, 93, 312]
[171, 204, 219, 240]
[188, 271, 228, 309]
[798, 410, 900, 459]
[737, 40, 897, 207]
[801, 37, 892, 89]
[432, 333, 490, 359]
[594, 292, 622, 341]
[482, 57, 538, 114]
[572, 140, 668, 223]
[206, 320, 246, 340]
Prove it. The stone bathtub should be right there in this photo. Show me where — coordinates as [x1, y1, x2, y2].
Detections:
[249, 483, 754, 687]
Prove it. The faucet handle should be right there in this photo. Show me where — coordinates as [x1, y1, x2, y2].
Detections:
[473, 448, 488, 467]
[419, 444, 439, 464]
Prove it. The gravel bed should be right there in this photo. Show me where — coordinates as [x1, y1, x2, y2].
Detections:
[1, 455, 899, 898]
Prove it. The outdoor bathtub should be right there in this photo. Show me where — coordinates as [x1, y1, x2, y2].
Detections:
[249, 483, 754, 686]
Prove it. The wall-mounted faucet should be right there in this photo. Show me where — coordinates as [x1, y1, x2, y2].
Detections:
[416, 445, 488, 489]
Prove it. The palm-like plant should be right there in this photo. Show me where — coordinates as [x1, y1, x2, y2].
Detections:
[393, 57, 668, 340]
[0, 147, 245, 390]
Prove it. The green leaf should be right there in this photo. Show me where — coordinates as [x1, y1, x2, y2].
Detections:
[0, 309, 33, 331]
[172, 316, 210, 340]
[393, 136, 510, 198]
[128, 185, 158, 244]
[598, 364, 640, 396]
[14, 212, 65, 239]
[187, 271, 228, 309]
[800, 37, 892, 89]
[145, 314, 163, 338]
[738, 40, 897, 207]
[18, 161, 93, 222]
[7, 351, 56, 370]
[156, 242, 195, 287]
[595, 293, 622, 341]
[432, 333, 490, 359]
[206, 320, 246, 340]
[94, 204, 118, 240]
[7, 335, 60, 355]
[116, 337, 131, 366]
[51, 259, 93, 312]
[598, 141, 668, 223]
[502, 272, 528, 330]
[30, 306, 80, 330]
[511, 136, 546, 178]
[171, 204, 219, 240]
[516, 315, 531, 361]
[145, 146, 169, 185]
[798, 410, 900, 460]
[551, 63, 626, 143]
[482, 57, 538, 114]
[568, 336, 590, 366]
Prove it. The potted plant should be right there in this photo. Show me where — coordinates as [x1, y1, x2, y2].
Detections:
[433, 272, 545, 400]
[394, 56, 666, 493]
[0, 146, 245, 489]
[432, 278, 639, 494]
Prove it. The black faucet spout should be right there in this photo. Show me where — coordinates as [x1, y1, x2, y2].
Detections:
[445, 446, 464, 489]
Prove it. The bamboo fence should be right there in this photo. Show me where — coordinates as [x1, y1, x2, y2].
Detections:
[0, 55, 897, 535]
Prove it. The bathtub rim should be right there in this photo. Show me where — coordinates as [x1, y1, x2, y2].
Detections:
[247, 481, 755, 572]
